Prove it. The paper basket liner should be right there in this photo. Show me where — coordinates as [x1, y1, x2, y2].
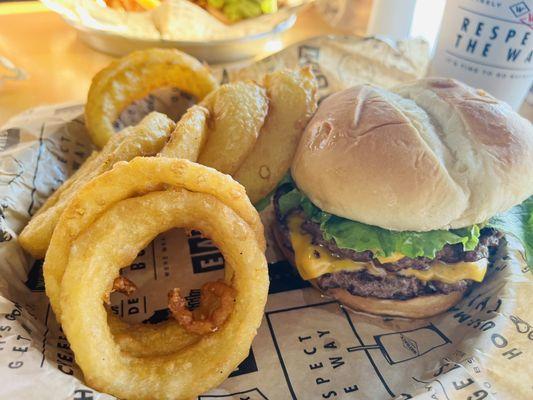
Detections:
[0, 36, 530, 400]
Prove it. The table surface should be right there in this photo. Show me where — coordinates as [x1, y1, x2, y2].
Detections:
[0, 2, 530, 125]
[0, 2, 345, 126]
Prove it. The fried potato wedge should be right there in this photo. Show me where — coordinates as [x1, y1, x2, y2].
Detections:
[85, 48, 218, 148]
[198, 81, 268, 174]
[19, 112, 175, 258]
[234, 68, 318, 204]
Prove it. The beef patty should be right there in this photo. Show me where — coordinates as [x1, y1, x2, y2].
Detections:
[273, 184, 501, 300]
[316, 270, 471, 299]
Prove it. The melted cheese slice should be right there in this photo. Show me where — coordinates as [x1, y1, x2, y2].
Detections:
[375, 252, 405, 263]
[398, 259, 487, 283]
[287, 216, 487, 284]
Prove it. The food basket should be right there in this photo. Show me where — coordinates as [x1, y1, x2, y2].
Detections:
[0, 36, 531, 399]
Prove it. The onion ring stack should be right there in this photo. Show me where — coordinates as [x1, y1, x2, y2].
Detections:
[22, 75, 259, 259]
[16, 48, 317, 399]
[19, 64, 316, 259]
[46, 158, 268, 399]
[161, 68, 318, 202]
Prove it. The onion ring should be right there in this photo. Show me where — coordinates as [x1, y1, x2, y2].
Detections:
[158, 105, 209, 160]
[85, 48, 218, 148]
[19, 112, 175, 258]
[234, 68, 318, 203]
[45, 157, 264, 322]
[197, 81, 268, 174]
[59, 188, 268, 399]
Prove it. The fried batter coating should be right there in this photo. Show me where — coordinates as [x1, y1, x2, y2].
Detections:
[168, 281, 236, 335]
[112, 276, 137, 296]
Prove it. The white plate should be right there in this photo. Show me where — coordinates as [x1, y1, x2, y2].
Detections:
[67, 14, 296, 63]
[41, 0, 309, 63]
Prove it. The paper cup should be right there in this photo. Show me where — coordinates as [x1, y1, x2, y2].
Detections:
[431, 0, 533, 109]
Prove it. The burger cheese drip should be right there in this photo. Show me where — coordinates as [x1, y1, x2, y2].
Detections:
[287, 216, 487, 284]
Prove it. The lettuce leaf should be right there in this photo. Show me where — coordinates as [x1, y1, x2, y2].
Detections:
[254, 174, 293, 212]
[487, 196, 533, 269]
[254, 193, 272, 212]
[278, 184, 482, 260]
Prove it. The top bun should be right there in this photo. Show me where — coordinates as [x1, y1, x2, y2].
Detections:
[291, 78, 533, 231]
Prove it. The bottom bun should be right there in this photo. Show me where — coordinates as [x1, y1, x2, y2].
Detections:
[272, 221, 466, 319]
[320, 286, 465, 319]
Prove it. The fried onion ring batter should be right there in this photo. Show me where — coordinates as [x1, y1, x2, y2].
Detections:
[85, 48, 218, 148]
[59, 187, 268, 399]
[112, 276, 137, 297]
[168, 281, 236, 335]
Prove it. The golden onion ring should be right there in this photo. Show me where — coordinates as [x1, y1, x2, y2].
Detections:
[19, 112, 175, 258]
[158, 105, 209, 160]
[197, 81, 268, 174]
[44, 157, 265, 323]
[85, 48, 218, 148]
[234, 68, 318, 204]
[60, 188, 268, 399]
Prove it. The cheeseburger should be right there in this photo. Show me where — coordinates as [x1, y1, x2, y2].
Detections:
[273, 78, 533, 318]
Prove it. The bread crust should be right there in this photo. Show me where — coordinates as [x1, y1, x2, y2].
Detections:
[292, 79, 533, 231]
[323, 286, 465, 319]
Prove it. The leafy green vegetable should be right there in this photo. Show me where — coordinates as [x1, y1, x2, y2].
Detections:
[254, 194, 272, 212]
[254, 174, 293, 212]
[487, 196, 533, 269]
[278, 184, 483, 260]
[277, 188, 302, 215]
